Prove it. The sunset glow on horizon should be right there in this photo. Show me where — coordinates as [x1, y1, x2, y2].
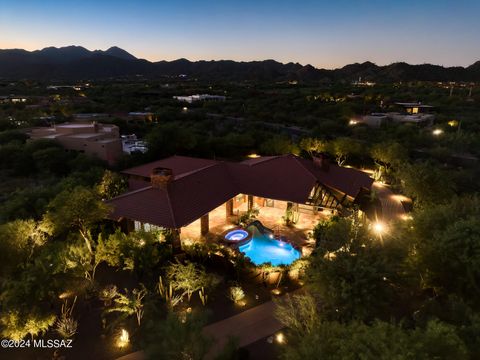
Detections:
[1, 0, 479, 68]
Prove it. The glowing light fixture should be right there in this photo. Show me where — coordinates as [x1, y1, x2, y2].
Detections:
[372, 221, 386, 234]
[275, 332, 286, 344]
[247, 153, 260, 158]
[271, 289, 281, 295]
[432, 129, 444, 136]
[448, 120, 458, 127]
[117, 329, 129, 348]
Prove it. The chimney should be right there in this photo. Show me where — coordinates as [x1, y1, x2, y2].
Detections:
[151, 167, 173, 189]
[312, 154, 330, 171]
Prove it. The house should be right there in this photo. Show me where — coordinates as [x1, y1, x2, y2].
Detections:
[29, 122, 123, 165]
[107, 154, 373, 247]
[127, 112, 156, 122]
[121, 134, 148, 154]
[173, 94, 226, 103]
[389, 102, 435, 125]
[352, 102, 435, 127]
[0, 95, 28, 104]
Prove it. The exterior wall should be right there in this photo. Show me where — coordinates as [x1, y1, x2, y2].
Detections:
[29, 123, 122, 165]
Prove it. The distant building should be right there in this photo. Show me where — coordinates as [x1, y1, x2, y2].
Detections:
[173, 94, 226, 103]
[0, 95, 28, 104]
[121, 134, 148, 154]
[127, 112, 156, 122]
[29, 122, 122, 165]
[352, 102, 435, 128]
[73, 113, 109, 121]
[350, 113, 389, 127]
[47, 85, 84, 91]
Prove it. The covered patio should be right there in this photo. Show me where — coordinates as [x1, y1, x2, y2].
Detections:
[179, 195, 331, 254]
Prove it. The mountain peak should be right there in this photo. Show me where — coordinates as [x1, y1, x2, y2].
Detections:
[102, 46, 137, 60]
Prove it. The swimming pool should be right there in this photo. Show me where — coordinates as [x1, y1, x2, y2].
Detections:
[239, 228, 301, 266]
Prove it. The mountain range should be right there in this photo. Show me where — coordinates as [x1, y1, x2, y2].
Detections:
[1, 46, 479, 82]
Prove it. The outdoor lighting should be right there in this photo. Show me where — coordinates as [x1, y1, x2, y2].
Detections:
[275, 332, 286, 344]
[58, 291, 73, 299]
[238, 300, 247, 307]
[372, 221, 386, 234]
[182, 106, 188, 111]
[269, 234, 274, 239]
[117, 329, 129, 348]
[247, 153, 260, 158]
[432, 129, 444, 136]
[448, 120, 459, 127]
[349, 119, 358, 126]
[271, 289, 281, 295]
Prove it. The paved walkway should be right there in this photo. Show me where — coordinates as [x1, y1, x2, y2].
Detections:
[203, 300, 282, 358]
[116, 299, 283, 360]
[373, 182, 408, 222]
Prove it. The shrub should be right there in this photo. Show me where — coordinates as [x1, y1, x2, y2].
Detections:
[229, 286, 245, 303]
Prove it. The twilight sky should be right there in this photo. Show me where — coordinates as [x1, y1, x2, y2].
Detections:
[0, 0, 479, 68]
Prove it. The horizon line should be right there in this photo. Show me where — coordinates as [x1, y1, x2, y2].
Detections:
[1, 44, 478, 70]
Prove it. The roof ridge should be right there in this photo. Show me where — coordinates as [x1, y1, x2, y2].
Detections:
[174, 161, 220, 179]
[243, 155, 279, 166]
[289, 155, 319, 183]
[106, 185, 153, 202]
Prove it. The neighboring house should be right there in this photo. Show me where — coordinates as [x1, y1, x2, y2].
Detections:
[127, 112, 156, 122]
[29, 122, 123, 165]
[73, 113, 110, 121]
[121, 134, 148, 154]
[107, 154, 373, 246]
[173, 94, 226, 103]
[0, 95, 28, 104]
[352, 102, 435, 127]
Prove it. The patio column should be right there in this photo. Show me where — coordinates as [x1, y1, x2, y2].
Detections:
[226, 198, 234, 219]
[201, 213, 209, 236]
[248, 195, 254, 211]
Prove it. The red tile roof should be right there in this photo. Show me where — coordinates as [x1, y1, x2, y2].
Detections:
[121, 155, 218, 178]
[107, 154, 373, 228]
[109, 162, 238, 228]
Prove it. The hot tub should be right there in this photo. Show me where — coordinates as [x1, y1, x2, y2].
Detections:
[225, 229, 250, 242]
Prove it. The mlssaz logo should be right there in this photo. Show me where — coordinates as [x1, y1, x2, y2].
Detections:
[33, 339, 73, 348]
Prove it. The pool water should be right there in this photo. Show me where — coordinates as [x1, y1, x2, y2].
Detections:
[225, 229, 249, 241]
[239, 230, 301, 266]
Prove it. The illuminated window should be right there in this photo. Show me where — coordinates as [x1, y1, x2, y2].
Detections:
[412, 107, 419, 114]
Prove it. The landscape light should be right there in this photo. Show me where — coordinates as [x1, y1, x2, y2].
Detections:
[275, 332, 286, 344]
[117, 329, 129, 348]
[247, 153, 260, 158]
[372, 221, 386, 234]
[271, 288, 281, 295]
[448, 120, 458, 127]
[349, 119, 358, 125]
[182, 107, 188, 111]
[432, 129, 443, 136]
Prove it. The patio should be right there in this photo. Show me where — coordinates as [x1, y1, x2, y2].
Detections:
[180, 197, 330, 255]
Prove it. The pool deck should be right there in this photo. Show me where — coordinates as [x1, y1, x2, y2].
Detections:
[180, 202, 327, 256]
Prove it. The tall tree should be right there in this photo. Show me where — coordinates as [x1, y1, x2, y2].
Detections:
[43, 186, 110, 253]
